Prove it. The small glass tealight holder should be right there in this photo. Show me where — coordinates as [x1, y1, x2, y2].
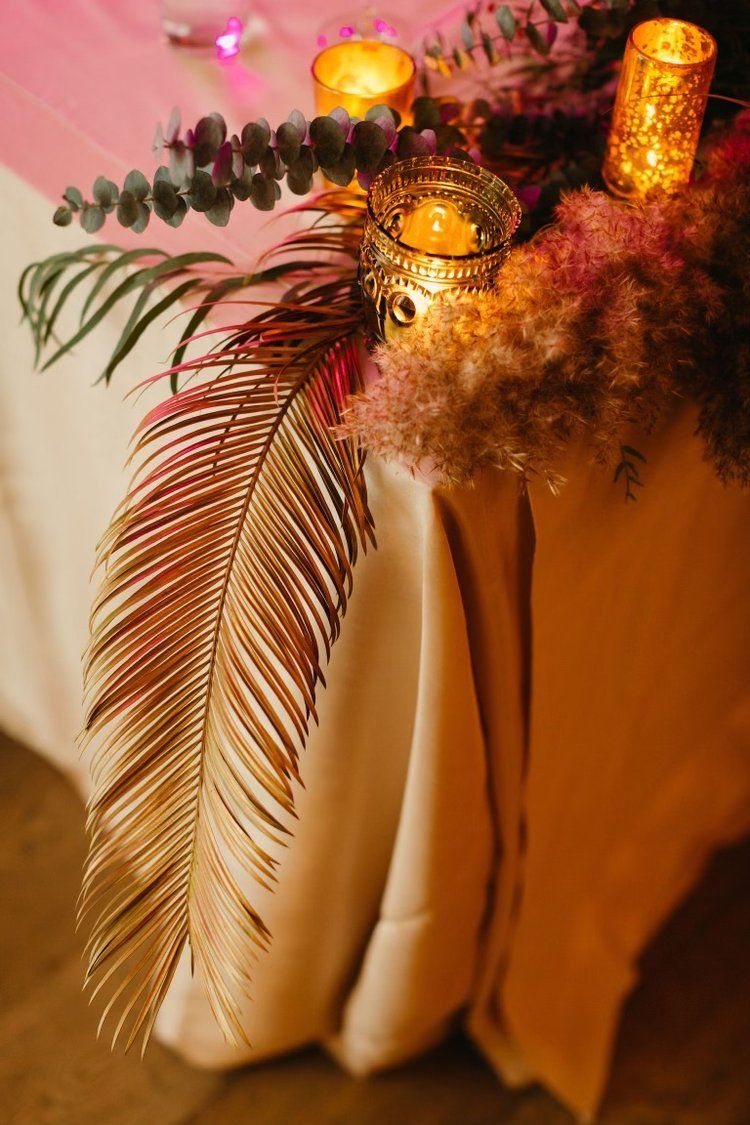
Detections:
[312, 32, 415, 123]
[359, 156, 521, 342]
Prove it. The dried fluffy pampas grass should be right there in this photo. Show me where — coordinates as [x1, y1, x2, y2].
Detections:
[349, 113, 750, 489]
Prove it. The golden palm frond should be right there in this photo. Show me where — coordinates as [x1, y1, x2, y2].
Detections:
[78, 201, 373, 1051]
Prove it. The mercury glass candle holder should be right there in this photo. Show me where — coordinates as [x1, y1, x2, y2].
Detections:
[312, 39, 416, 123]
[603, 18, 716, 199]
[359, 156, 521, 342]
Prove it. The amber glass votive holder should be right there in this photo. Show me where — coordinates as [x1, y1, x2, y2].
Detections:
[312, 40, 416, 123]
[603, 18, 717, 199]
[359, 156, 521, 343]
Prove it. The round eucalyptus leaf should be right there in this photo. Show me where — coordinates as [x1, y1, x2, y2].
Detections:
[365, 104, 395, 126]
[435, 123, 467, 151]
[395, 126, 432, 159]
[53, 206, 73, 227]
[231, 181, 251, 201]
[286, 166, 313, 195]
[353, 121, 389, 173]
[445, 146, 475, 163]
[80, 203, 105, 233]
[259, 146, 283, 180]
[206, 187, 234, 226]
[166, 197, 188, 228]
[193, 114, 225, 166]
[212, 141, 233, 186]
[250, 173, 277, 211]
[230, 164, 254, 200]
[131, 201, 151, 234]
[286, 147, 315, 195]
[241, 121, 271, 166]
[276, 122, 302, 165]
[412, 96, 442, 132]
[165, 106, 181, 144]
[168, 141, 194, 188]
[208, 111, 227, 140]
[324, 143, 356, 186]
[93, 176, 119, 212]
[230, 137, 244, 179]
[116, 190, 139, 228]
[153, 165, 173, 184]
[309, 116, 346, 167]
[63, 186, 83, 211]
[365, 110, 396, 146]
[375, 149, 396, 176]
[153, 178, 179, 220]
[123, 169, 150, 201]
[329, 106, 350, 135]
[188, 169, 217, 212]
[287, 109, 307, 138]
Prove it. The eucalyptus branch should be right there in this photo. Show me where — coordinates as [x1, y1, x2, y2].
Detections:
[422, 0, 594, 75]
[53, 103, 472, 236]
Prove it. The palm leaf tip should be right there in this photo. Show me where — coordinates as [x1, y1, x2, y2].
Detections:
[78, 276, 373, 1051]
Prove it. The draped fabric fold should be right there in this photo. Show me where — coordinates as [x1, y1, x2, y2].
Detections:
[469, 408, 750, 1117]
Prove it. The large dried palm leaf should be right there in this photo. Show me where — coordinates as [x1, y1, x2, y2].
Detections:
[52, 196, 375, 1050]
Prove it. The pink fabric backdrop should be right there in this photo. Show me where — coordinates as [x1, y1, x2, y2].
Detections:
[0, 0, 398, 256]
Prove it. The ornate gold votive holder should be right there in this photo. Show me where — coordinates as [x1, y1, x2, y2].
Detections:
[312, 40, 416, 122]
[359, 156, 521, 342]
[603, 18, 716, 199]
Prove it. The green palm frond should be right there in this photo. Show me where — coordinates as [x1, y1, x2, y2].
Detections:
[19, 193, 366, 390]
[19, 246, 231, 381]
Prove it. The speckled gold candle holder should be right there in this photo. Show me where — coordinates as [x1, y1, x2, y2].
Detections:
[603, 18, 716, 199]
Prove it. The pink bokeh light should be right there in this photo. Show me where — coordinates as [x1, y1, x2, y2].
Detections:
[216, 16, 243, 59]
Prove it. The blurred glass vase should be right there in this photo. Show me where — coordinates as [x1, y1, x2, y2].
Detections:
[162, 0, 251, 48]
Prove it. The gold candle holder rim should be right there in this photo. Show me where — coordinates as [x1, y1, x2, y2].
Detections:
[627, 18, 717, 70]
[310, 40, 417, 101]
[366, 155, 522, 266]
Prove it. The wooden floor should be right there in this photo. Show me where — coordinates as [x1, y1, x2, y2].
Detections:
[1, 732, 749, 1125]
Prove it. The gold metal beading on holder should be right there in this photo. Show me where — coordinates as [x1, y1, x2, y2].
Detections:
[603, 18, 717, 199]
[359, 156, 521, 342]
